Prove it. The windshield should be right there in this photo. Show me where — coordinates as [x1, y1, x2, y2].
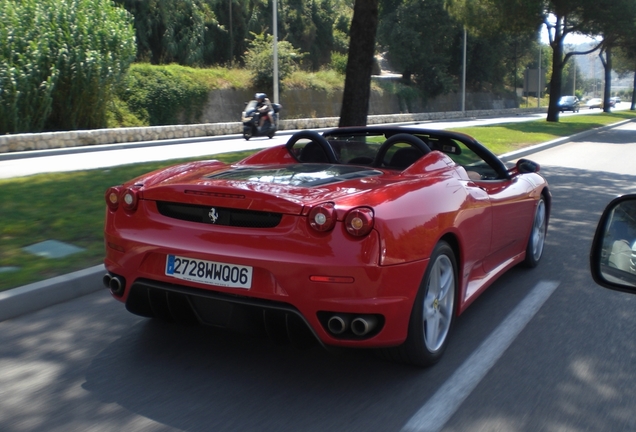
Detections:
[244, 100, 258, 114]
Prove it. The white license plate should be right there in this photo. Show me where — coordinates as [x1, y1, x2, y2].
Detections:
[165, 255, 252, 289]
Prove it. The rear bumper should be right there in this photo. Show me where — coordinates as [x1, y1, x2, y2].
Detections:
[104, 199, 429, 347]
[105, 248, 426, 348]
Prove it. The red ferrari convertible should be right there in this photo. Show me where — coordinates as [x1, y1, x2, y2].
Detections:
[103, 126, 550, 366]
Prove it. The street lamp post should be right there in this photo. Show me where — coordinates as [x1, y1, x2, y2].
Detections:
[538, 45, 541, 108]
[273, 0, 279, 104]
[462, 28, 466, 113]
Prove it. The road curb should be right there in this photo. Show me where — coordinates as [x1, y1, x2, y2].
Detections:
[2, 117, 633, 322]
[0, 265, 105, 322]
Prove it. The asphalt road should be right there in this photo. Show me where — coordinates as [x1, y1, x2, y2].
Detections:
[1, 119, 636, 432]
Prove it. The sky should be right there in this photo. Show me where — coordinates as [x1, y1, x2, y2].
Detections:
[540, 17, 602, 46]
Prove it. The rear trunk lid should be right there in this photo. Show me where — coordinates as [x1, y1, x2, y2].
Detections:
[138, 163, 386, 215]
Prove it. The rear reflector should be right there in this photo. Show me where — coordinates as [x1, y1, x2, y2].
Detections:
[309, 275, 355, 283]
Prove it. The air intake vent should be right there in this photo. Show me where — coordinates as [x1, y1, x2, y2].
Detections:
[156, 201, 282, 228]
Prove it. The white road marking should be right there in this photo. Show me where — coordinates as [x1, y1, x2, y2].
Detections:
[401, 280, 560, 432]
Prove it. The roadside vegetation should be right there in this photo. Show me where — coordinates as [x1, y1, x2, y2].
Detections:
[1, 111, 635, 292]
[106, 63, 357, 128]
[5, 0, 633, 135]
[0, 0, 136, 134]
[109, 64, 247, 128]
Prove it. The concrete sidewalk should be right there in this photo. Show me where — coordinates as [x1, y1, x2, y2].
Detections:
[1, 118, 633, 323]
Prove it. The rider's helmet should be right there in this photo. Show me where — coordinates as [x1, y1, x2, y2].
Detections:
[255, 93, 266, 102]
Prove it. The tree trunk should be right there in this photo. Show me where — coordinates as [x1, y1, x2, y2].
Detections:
[338, 0, 379, 127]
[631, 71, 636, 111]
[546, 15, 565, 122]
[547, 30, 564, 122]
[601, 47, 612, 113]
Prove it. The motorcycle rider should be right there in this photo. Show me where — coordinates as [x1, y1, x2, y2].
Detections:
[255, 93, 274, 131]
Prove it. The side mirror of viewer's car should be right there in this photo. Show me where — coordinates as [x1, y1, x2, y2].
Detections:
[590, 194, 636, 294]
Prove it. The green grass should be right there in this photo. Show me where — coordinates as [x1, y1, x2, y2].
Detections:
[451, 111, 636, 154]
[1, 111, 634, 291]
[0, 151, 254, 291]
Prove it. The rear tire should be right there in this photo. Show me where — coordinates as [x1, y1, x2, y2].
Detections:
[381, 241, 457, 367]
[523, 196, 547, 268]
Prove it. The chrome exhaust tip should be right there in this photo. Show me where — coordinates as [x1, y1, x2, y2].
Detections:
[351, 315, 378, 336]
[327, 314, 350, 335]
[102, 274, 112, 289]
[108, 275, 125, 296]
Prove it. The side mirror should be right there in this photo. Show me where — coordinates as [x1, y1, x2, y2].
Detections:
[590, 194, 636, 294]
[516, 158, 540, 174]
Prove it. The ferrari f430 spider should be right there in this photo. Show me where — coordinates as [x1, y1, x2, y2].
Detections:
[104, 126, 550, 366]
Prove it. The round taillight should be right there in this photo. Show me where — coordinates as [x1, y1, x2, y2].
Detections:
[105, 186, 122, 211]
[308, 203, 336, 232]
[345, 207, 374, 237]
[121, 188, 139, 212]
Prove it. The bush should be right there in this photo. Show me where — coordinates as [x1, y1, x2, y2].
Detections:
[0, 0, 136, 133]
[329, 52, 348, 76]
[244, 33, 305, 90]
[106, 97, 146, 128]
[284, 69, 344, 92]
[117, 64, 210, 126]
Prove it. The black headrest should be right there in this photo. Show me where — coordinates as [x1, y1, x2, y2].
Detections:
[299, 142, 329, 163]
[389, 147, 424, 169]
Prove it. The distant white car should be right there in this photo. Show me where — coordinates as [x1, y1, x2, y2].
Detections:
[587, 98, 603, 109]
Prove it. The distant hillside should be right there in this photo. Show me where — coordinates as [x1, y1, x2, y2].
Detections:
[572, 43, 631, 87]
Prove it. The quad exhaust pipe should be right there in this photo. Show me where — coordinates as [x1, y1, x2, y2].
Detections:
[103, 273, 125, 296]
[326, 313, 379, 337]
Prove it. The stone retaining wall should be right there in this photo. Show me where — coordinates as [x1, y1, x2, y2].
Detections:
[0, 107, 546, 154]
[191, 88, 519, 123]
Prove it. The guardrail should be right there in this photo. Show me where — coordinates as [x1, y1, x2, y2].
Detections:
[0, 107, 546, 154]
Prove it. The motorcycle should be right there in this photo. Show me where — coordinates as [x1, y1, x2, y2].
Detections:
[242, 100, 282, 140]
